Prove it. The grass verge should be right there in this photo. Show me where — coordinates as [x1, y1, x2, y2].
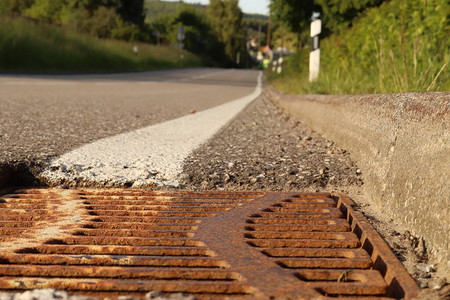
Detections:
[268, 0, 449, 94]
[0, 17, 203, 73]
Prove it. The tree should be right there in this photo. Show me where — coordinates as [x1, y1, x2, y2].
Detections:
[117, 0, 144, 26]
[315, 0, 386, 32]
[66, 0, 143, 25]
[270, 0, 387, 37]
[207, 0, 246, 66]
[270, 0, 316, 35]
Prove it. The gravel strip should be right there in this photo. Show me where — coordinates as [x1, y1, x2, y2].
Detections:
[180, 92, 363, 192]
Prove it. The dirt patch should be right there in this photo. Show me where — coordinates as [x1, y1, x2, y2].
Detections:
[352, 195, 449, 299]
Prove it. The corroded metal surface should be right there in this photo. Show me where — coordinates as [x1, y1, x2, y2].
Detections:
[0, 189, 420, 299]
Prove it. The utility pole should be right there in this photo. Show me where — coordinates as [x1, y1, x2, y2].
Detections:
[267, 15, 271, 47]
[258, 24, 261, 49]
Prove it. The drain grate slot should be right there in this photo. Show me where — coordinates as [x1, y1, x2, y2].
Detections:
[14, 245, 215, 256]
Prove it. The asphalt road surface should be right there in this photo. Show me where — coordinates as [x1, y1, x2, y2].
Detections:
[0, 68, 260, 184]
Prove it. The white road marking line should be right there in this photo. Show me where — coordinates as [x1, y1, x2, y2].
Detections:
[41, 71, 262, 188]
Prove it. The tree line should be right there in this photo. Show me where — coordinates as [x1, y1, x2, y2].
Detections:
[0, 0, 250, 67]
[270, 0, 386, 43]
[0, 0, 147, 40]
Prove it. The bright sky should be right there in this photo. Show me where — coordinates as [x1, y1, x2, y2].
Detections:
[165, 0, 270, 15]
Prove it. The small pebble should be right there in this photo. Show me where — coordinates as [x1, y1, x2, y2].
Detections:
[416, 264, 435, 273]
[433, 278, 447, 290]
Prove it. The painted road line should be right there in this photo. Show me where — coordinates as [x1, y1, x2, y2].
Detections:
[41, 72, 262, 188]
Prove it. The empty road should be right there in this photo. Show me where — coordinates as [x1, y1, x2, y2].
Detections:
[0, 68, 261, 186]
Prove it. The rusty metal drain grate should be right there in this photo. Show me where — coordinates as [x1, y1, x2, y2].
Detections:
[0, 189, 420, 299]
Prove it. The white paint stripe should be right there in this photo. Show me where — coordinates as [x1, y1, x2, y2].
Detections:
[41, 71, 262, 188]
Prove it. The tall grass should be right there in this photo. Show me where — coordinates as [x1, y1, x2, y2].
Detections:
[0, 17, 202, 73]
[269, 0, 449, 94]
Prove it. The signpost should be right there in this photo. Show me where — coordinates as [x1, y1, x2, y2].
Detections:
[309, 14, 321, 82]
[177, 26, 185, 49]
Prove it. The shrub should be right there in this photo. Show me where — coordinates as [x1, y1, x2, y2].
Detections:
[269, 0, 449, 94]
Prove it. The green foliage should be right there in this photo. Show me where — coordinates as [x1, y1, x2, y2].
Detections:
[271, 24, 299, 51]
[173, 8, 208, 52]
[270, 0, 387, 38]
[24, 0, 67, 23]
[1, 0, 147, 42]
[207, 0, 246, 66]
[268, 0, 449, 94]
[245, 14, 268, 46]
[88, 6, 117, 38]
[117, 0, 145, 25]
[270, 0, 316, 42]
[111, 16, 141, 40]
[0, 16, 202, 73]
[0, 0, 34, 15]
[315, 0, 385, 33]
[144, 0, 205, 22]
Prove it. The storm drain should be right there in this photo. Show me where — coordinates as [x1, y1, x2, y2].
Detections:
[0, 189, 420, 299]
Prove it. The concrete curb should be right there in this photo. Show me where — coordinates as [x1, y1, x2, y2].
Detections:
[265, 85, 449, 275]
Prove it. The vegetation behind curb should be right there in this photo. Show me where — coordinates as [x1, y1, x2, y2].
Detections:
[268, 0, 449, 94]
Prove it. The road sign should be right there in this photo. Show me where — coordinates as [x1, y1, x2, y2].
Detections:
[177, 26, 185, 42]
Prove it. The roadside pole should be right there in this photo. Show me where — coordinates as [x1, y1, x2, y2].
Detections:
[309, 14, 321, 82]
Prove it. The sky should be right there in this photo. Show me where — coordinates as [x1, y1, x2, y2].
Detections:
[164, 0, 270, 15]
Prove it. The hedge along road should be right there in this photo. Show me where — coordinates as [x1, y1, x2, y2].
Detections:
[0, 68, 261, 187]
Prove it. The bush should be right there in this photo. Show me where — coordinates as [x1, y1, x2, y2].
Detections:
[269, 0, 449, 94]
[111, 17, 141, 41]
[0, 0, 34, 15]
[24, 0, 66, 23]
[86, 6, 117, 38]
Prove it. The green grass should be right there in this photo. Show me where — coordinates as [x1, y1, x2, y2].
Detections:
[0, 16, 203, 73]
[268, 0, 449, 94]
